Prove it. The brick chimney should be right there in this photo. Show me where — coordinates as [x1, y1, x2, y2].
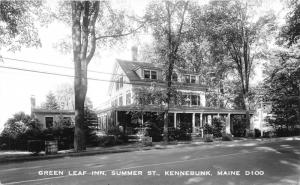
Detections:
[131, 46, 138, 61]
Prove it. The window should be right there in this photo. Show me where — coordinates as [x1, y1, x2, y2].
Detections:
[191, 95, 198, 105]
[115, 76, 123, 91]
[126, 91, 131, 105]
[119, 76, 123, 88]
[63, 117, 72, 126]
[144, 70, 157, 80]
[172, 73, 178, 81]
[182, 95, 190, 106]
[184, 75, 190, 83]
[115, 79, 119, 91]
[144, 70, 150, 79]
[151, 71, 157, 80]
[191, 76, 196, 83]
[119, 96, 123, 106]
[45, 117, 53, 128]
[191, 95, 200, 106]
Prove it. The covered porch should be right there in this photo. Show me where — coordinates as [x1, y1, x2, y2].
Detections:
[98, 105, 255, 139]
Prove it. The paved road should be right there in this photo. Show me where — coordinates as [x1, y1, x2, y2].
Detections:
[0, 139, 299, 185]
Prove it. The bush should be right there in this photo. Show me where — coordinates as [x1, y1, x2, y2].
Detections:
[28, 140, 44, 154]
[173, 128, 191, 141]
[246, 131, 254, 138]
[222, 133, 233, 141]
[42, 126, 74, 150]
[204, 134, 213, 142]
[263, 131, 275, 138]
[99, 135, 117, 147]
[144, 122, 163, 142]
[203, 124, 213, 135]
[254, 129, 261, 138]
[212, 118, 224, 137]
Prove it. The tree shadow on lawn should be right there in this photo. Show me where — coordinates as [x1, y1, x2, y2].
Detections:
[181, 140, 300, 185]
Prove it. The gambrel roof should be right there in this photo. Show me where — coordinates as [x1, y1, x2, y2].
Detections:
[117, 59, 162, 82]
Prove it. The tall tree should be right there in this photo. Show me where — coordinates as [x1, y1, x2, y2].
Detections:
[144, 0, 190, 142]
[1, 112, 31, 139]
[264, 0, 300, 131]
[281, 0, 300, 46]
[43, 91, 60, 110]
[69, 1, 142, 151]
[200, 0, 276, 132]
[55, 83, 75, 110]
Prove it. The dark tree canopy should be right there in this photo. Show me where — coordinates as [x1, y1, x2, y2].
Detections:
[0, 0, 44, 51]
[43, 91, 60, 110]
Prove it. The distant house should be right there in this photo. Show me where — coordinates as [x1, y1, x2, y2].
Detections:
[30, 96, 75, 129]
[253, 101, 274, 134]
[97, 53, 255, 137]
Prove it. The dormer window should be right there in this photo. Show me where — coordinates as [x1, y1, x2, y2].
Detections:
[172, 73, 178, 81]
[184, 75, 190, 83]
[184, 75, 196, 84]
[191, 76, 196, 83]
[144, 70, 157, 80]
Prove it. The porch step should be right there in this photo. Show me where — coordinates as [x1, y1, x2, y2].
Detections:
[191, 134, 203, 142]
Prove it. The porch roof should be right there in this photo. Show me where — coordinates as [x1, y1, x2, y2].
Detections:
[97, 105, 255, 115]
[32, 108, 75, 115]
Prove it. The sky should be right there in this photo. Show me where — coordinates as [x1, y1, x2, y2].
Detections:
[0, 0, 286, 131]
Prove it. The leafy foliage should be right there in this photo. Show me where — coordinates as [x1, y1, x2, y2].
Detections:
[42, 91, 60, 110]
[281, 0, 300, 46]
[212, 118, 225, 137]
[0, 1, 44, 51]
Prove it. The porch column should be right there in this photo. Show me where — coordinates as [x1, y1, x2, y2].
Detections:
[226, 113, 231, 134]
[115, 111, 118, 126]
[200, 113, 203, 127]
[192, 113, 196, 133]
[141, 114, 144, 125]
[250, 114, 254, 131]
[174, 113, 177, 128]
[208, 115, 212, 125]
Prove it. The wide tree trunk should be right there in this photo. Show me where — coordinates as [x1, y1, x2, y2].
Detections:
[243, 93, 251, 134]
[72, 1, 87, 152]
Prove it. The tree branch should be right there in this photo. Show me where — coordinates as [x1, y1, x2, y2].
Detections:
[95, 24, 144, 40]
[86, 1, 99, 64]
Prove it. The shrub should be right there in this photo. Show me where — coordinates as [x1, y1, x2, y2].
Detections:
[99, 135, 117, 147]
[203, 124, 213, 135]
[263, 131, 275, 138]
[204, 134, 213, 142]
[144, 122, 163, 142]
[28, 140, 44, 155]
[254, 128, 261, 138]
[212, 118, 225, 137]
[222, 133, 233, 141]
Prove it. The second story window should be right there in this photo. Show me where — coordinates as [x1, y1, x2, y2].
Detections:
[191, 76, 196, 83]
[119, 76, 123, 88]
[115, 76, 123, 91]
[119, 96, 123, 106]
[126, 91, 131, 105]
[184, 75, 190, 83]
[115, 79, 119, 91]
[172, 73, 178, 81]
[144, 70, 157, 80]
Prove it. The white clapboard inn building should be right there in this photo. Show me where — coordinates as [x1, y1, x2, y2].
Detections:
[97, 47, 255, 137]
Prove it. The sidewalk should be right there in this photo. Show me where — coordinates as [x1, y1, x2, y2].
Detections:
[0, 136, 299, 164]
